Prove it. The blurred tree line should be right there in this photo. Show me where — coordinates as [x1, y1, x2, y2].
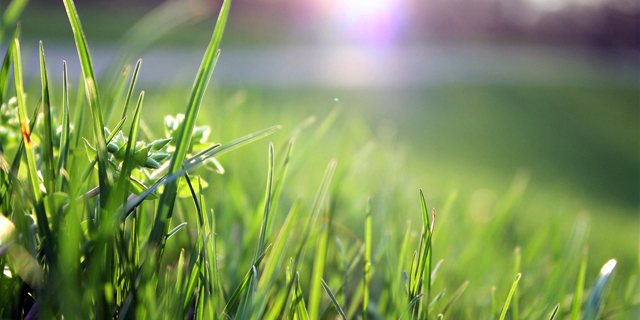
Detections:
[27, 0, 638, 49]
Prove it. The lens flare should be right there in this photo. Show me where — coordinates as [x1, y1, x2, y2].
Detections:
[318, 0, 407, 43]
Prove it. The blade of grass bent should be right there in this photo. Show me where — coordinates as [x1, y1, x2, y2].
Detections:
[63, 0, 112, 204]
[150, 0, 230, 245]
[123, 125, 280, 217]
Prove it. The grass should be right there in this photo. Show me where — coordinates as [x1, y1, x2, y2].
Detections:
[0, 0, 639, 319]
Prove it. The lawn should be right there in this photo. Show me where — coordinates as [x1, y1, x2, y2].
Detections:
[1, 0, 638, 319]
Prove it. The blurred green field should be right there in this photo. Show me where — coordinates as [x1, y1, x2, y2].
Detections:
[137, 82, 639, 287]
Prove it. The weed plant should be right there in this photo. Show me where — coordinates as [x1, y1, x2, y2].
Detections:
[0, 0, 638, 319]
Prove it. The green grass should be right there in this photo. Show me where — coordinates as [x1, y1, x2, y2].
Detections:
[1, 0, 639, 319]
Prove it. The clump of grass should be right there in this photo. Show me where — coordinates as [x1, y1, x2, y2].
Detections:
[1, 0, 639, 319]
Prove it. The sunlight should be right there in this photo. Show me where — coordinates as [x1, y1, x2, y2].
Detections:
[318, 0, 407, 43]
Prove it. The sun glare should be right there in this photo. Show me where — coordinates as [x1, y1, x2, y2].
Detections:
[318, 0, 407, 43]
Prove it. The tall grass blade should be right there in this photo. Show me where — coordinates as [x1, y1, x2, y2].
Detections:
[321, 278, 347, 320]
[114, 91, 145, 206]
[39, 41, 56, 195]
[120, 59, 141, 119]
[582, 259, 617, 320]
[499, 273, 522, 320]
[150, 0, 231, 247]
[571, 246, 589, 320]
[12, 38, 55, 264]
[308, 205, 330, 320]
[513, 246, 521, 320]
[293, 159, 337, 270]
[548, 303, 560, 320]
[258, 198, 302, 319]
[220, 246, 271, 316]
[293, 272, 310, 320]
[441, 281, 469, 316]
[56, 61, 71, 192]
[267, 137, 294, 234]
[363, 197, 372, 320]
[63, 0, 112, 204]
[252, 142, 274, 263]
[398, 293, 424, 320]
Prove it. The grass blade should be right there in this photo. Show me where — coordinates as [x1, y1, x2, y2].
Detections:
[123, 125, 280, 217]
[308, 205, 330, 320]
[398, 293, 424, 320]
[441, 281, 469, 316]
[165, 222, 187, 241]
[499, 273, 522, 320]
[267, 137, 294, 234]
[12, 38, 55, 264]
[293, 159, 337, 271]
[321, 278, 347, 320]
[56, 61, 71, 192]
[0, 0, 28, 43]
[513, 246, 521, 320]
[257, 198, 302, 319]
[11, 38, 39, 201]
[114, 91, 145, 206]
[582, 259, 617, 320]
[150, 0, 231, 247]
[0, 25, 19, 103]
[120, 59, 141, 119]
[252, 142, 274, 263]
[363, 198, 372, 320]
[63, 0, 112, 205]
[571, 246, 589, 320]
[39, 41, 56, 196]
[548, 303, 560, 320]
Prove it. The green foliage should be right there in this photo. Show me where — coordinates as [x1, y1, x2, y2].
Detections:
[0, 1, 638, 320]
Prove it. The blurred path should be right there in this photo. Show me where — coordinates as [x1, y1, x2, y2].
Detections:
[17, 41, 639, 88]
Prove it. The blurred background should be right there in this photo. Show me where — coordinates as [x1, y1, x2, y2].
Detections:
[9, 0, 640, 271]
